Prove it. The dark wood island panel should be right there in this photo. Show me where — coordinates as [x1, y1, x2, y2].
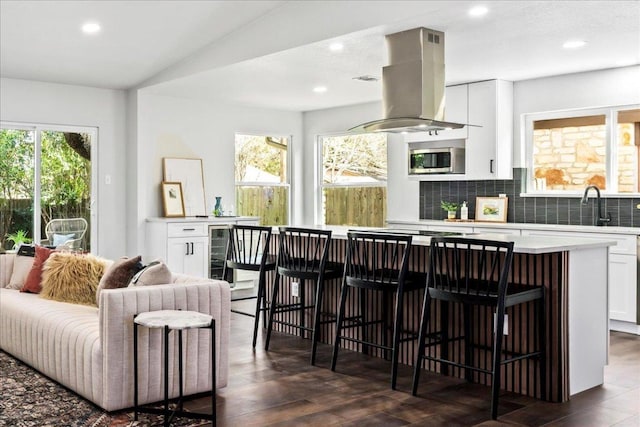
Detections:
[262, 230, 610, 403]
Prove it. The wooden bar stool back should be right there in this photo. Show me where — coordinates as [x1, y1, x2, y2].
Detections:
[331, 231, 422, 390]
[264, 227, 342, 365]
[412, 237, 546, 420]
[223, 224, 276, 347]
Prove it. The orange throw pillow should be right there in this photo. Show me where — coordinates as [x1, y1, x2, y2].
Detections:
[21, 246, 55, 294]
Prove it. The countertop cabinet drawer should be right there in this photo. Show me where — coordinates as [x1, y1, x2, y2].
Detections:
[167, 223, 208, 238]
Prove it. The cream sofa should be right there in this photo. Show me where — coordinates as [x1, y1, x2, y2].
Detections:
[0, 253, 230, 412]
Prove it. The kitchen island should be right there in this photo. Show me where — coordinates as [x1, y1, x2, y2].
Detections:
[263, 226, 615, 402]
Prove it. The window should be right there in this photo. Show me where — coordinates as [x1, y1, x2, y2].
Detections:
[235, 134, 290, 225]
[526, 106, 639, 193]
[0, 124, 96, 251]
[318, 133, 387, 227]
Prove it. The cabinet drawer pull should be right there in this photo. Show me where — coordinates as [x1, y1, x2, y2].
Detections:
[183, 228, 196, 231]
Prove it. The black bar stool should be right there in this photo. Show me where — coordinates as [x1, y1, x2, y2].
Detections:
[223, 224, 276, 348]
[412, 237, 546, 420]
[264, 227, 342, 365]
[330, 231, 422, 390]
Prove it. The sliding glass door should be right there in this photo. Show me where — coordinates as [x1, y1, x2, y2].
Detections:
[0, 123, 97, 252]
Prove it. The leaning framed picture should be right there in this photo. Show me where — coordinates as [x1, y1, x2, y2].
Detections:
[161, 182, 185, 217]
[475, 197, 508, 222]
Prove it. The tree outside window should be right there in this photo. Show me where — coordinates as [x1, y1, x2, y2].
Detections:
[235, 134, 289, 226]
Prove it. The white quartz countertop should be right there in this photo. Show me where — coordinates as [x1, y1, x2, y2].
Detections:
[387, 219, 640, 236]
[146, 216, 259, 223]
[288, 225, 617, 254]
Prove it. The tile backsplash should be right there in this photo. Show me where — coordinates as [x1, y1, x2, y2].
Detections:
[419, 168, 640, 228]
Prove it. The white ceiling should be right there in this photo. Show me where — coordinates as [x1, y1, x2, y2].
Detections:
[1, 1, 639, 112]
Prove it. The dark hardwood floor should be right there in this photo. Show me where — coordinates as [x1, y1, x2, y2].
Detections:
[186, 303, 640, 426]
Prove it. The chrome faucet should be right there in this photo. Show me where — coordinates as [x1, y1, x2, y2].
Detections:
[580, 185, 611, 226]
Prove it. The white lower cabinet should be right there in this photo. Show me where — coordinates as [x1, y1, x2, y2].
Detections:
[521, 229, 638, 326]
[145, 217, 259, 280]
[609, 253, 637, 323]
[167, 236, 208, 277]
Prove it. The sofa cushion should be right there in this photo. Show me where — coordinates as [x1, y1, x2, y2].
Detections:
[8, 254, 34, 290]
[129, 260, 172, 286]
[21, 246, 55, 293]
[96, 256, 143, 305]
[40, 252, 108, 306]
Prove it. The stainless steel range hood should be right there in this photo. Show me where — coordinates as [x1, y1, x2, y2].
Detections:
[350, 27, 465, 134]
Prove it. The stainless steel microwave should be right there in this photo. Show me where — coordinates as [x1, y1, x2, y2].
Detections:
[408, 147, 465, 175]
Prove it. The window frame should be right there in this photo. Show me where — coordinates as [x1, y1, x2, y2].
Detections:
[315, 132, 388, 226]
[0, 121, 98, 251]
[234, 132, 292, 225]
[523, 103, 640, 197]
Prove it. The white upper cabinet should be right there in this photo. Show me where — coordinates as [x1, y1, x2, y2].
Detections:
[405, 79, 513, 181]
[465, 80, 513, 180]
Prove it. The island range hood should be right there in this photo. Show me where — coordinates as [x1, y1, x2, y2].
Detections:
[350, 27, 465, 134]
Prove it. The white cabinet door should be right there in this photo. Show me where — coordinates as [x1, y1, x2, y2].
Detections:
[609, 253, 637, 322]
[521, 229, 638, 325]
[465, 80, 513, 180]
[167, 236, 208, 278]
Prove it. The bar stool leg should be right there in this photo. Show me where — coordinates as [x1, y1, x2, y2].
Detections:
[412, 291, 432, 396]
[265, 272, 281, 350]
[252, 270, 266, 348]
[330, 277, 349, 371]
[359, 288, 368, 356]
[299, 279, 306, 339]
[310, 277, 325, 365]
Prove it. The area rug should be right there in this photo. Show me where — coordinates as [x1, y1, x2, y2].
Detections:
[0, 351, 209, 426]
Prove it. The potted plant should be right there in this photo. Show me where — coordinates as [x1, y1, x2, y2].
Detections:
[6, 230, 32, 250]
[441, 201, 459, 220]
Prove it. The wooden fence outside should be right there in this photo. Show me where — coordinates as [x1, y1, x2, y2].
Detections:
[235, 185, 387, 227]
[323, 186, 386, 227]
[236, 186, 289, 226]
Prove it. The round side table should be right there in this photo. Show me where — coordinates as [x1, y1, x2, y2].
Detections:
[134, 310, 216, 426]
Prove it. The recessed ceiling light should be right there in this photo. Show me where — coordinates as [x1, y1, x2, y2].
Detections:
[329, 42, 344, 52]
[82, 21, 101, 34]
[468, 5, 488, 17]
[562, 39, 586, 49]
[313, 86, 327, 93]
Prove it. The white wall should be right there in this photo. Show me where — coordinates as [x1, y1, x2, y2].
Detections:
[301, 101, 419, 225]
[513, 66, 640, 166]
[0, 77, 128, 260]
[134, 91, 303, 254]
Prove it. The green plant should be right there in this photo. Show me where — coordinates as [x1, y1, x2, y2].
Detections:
[440, 200, 459, 212]
[6, 229, 32, 249]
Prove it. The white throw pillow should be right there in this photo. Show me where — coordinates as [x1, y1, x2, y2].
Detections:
[52, 233, 76, 247]
[129, 260, 172, 287]
[8, 255, 35, 290]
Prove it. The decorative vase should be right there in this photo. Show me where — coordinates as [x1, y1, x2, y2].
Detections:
[447, 210, 456, 220]
[213, 196, 223, 217]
